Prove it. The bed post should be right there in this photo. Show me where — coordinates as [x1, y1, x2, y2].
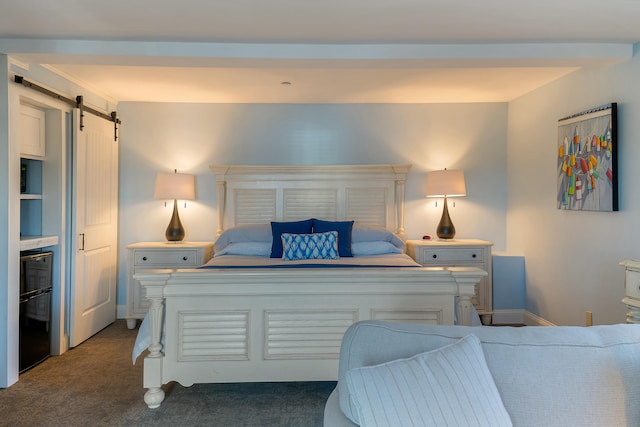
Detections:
[395, 178, 406, 238]
[215, 179, 226, 237]
[137, 273, 170, 409]
[210, 166, 229, 237]
[450, 268, 488, 326]
[392, 164, 410, 239]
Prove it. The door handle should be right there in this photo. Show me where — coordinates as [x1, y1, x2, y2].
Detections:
[79, 233, 85, 251]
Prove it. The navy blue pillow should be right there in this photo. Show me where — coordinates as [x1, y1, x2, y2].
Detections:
[312, 219, 355, 257]
[270, 219, 314, 258]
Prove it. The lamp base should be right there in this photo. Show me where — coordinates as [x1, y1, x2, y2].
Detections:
[436, 196, 456, 239]
[165, 199, 185, 242]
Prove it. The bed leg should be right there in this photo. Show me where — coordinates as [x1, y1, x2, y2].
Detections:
[144, 354, 165, 408]
[144, 387, 165, 409]
[143, 293, 166, 408]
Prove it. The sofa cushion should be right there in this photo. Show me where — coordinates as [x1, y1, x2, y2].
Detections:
[337, 321, 640, 427]
[346, 334, 512, 427]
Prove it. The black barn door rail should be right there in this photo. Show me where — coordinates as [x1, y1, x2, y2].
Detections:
[14, 75, 120, 141]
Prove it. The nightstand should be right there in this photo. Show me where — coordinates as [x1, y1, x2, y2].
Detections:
[125, 241, 214, 329]
[620, 259, 640, 323]
[406, 239, 494, 325]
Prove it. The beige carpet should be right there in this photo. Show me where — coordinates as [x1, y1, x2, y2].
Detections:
[0, 320, 335, 426]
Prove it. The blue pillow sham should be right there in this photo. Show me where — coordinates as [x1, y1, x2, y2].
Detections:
[270, 219, 314, 258]
[312, 219, 354, 257]
[218, 220, 404, 259]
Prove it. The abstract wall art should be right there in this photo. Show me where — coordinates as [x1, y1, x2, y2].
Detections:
[557, 103, 618, 211]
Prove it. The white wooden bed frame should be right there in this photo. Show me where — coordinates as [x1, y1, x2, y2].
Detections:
[135, 164, 487, 409]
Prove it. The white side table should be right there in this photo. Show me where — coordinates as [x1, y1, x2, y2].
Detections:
[125, 241, 214, 329]
[406, 239, 494, 325]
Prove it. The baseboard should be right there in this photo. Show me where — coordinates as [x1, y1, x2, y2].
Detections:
[491, 309, 525, 325]
[116, 304, 126, 319]
[492, 310, 556, 326]
[523, 311, 556, 326]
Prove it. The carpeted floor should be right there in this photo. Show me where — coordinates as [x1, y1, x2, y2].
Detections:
[0, 320, 336, 426]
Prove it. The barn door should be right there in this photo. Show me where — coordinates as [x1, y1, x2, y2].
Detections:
[68, 109, 118, 347]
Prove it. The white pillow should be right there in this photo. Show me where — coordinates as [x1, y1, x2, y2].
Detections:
[351, 241, 403, 256]
[351, 224, 404, 249]
[213, 242, 271, 257]
[213, 224, 272, 253]
[345, 334, 512, 427]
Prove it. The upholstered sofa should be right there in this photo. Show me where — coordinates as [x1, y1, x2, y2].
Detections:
[324, 320, 640, 427]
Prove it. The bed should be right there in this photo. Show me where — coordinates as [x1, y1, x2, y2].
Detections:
[133, 164, 487, 409]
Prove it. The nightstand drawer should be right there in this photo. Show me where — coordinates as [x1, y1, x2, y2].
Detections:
[134, 250, 199, 267]
[626, 270, 640, 300]
[421, 248, 484, 265]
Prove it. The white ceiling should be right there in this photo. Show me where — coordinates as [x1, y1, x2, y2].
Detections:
[1, 0, 640, 103]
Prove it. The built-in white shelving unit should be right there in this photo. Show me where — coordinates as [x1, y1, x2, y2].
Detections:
[19, 104, 59, 252]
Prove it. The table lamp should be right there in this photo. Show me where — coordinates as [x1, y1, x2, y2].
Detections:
[154, 169, 196, 242]
[425, 169, 466, 239]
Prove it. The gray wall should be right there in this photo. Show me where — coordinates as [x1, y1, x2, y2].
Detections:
[507, 44, 640, 325]
[117, 102, 509, 308]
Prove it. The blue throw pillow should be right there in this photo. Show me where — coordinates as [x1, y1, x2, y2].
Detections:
[281, 231, 339, 261]
[270, 219, 314, 258]
[313, 219, 354, 257]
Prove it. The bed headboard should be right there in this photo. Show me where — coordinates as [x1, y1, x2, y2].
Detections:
[209, 164, 411, 238]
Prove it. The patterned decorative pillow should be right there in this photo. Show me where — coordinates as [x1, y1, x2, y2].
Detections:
[281, 231, 340, 261]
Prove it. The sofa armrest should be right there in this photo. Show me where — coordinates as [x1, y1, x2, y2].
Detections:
[324, 387, 358, 427]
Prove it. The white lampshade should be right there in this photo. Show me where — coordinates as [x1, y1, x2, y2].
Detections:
[425, 169, 466, 198]
[154, 171, 196, 200]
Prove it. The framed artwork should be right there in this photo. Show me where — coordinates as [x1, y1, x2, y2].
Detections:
[557, 103, 618, 211]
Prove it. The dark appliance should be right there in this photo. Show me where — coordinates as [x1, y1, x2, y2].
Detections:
[20, 161, 27, 193]
[19, 251, 53, 373]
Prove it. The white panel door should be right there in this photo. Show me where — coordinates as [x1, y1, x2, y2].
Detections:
[69, 109, 118, 347]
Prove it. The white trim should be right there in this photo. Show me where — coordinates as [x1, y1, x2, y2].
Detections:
[524, 311, 556, 326]
[40, 64, 119, 106]
[8, 56, 29, 71]
[0, 39, 632, 66]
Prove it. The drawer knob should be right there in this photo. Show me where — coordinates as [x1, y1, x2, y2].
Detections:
[472, 254, 477, 258]
[142, 256, 148, 261]
[183, 256, 188, 261]
[432, 254, 437, 259]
